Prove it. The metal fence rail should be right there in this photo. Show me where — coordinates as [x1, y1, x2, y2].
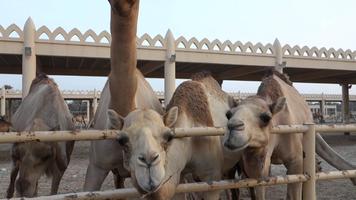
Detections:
[8, 174, 309, 200]
[0, 127, 225, 143]
[0, 124, 355, 200]
[1, 124, 355, 144]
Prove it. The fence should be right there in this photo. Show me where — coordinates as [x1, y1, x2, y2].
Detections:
[1, 124, 356, 200]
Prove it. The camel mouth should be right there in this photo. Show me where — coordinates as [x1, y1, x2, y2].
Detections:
[224, 141, 249, 152]
[224, 130, 251, 151]
[137, 180, 162, 194]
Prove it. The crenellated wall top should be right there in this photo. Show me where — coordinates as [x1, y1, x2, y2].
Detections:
[1, 24, 356, 61]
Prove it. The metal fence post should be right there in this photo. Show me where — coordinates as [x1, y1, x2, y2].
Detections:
[302, 123, 316, 200]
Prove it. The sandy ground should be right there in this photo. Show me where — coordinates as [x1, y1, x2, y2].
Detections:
[0, 134, 355, 199]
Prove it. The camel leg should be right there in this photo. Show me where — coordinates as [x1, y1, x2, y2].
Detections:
[284, 157, 303, 200]
[238, 162, 256, 200]
[51, 170, 65, 195]
[227, 164, 239, 200]
[84, 163, 109, 191]
[112, 169, 124, 189]
[6, 162, 19, 198]
[243, 150, 270, 200]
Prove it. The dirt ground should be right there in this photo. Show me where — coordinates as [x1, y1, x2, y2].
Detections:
[0, 134, 355, 199]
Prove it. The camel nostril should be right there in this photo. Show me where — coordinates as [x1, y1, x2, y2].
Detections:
[138, 156, 146, 163]
[152, 153, 159, 162]
[228, 122, 244, 131]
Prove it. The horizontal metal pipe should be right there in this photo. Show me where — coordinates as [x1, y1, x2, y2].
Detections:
[271, 124, 356, 134]
[0, 127, 225, 143]
[1, 124, 356, 143]
[8, 188, 140, 200]
[315, 124, 356, 133]
[316, 170, 356, 181]
[7, 174, 308, 200]
[175, 174, 308, 193]
[0, 130, 118, 144]
[174, 127, 225, 138]
[271, 125, 309, 134]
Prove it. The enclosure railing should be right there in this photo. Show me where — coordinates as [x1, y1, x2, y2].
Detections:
[1, 124, 356, 200]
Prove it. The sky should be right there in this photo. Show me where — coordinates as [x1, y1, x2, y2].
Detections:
[1, 0, 356, 94]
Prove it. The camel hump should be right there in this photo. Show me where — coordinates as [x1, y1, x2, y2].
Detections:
[191, 71, 213, 81]
[29, 73, 58, 92]
[264, 69, 293, 86]
[167, 80, 214, 127]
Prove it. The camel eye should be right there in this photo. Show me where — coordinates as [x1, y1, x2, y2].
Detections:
[259, 112, 272, 126]
[117, 132, 129, 146]
[226, 110, 233, 120]
[41, 154, 51, 161]
[138, 156, 146, 163]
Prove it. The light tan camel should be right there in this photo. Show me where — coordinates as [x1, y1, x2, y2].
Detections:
[6, 74, 75, 198]
[224, 70, 356, 200]
[84, 71, 163, 191]
[108, 72, 246, 199]
[83, 0, 164, 191]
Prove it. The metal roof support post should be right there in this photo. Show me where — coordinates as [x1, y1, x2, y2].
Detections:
[164, 29, 176, 107]
[273, 38, 284, 73]
[22, 17, 37, 99]
[341, 83, 351, 135]
[320, 93, 325, 123]
[0, 86, 5, 116]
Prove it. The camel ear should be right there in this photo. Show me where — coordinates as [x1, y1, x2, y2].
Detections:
[228, 96, 238, 108]
[270, 97, 286, 115]
[107, 109, 124, 130]
[164, 106, 178, 128]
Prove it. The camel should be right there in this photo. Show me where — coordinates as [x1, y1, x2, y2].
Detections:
[84, 70, 163, 190]
[224, 69, 356, 200]
[83, 0, 164, 191]
[0, 116, 11, 132]
[72, 114, 87, 128]
[6, 74, 75, 198]
[107, 72, 248, 199]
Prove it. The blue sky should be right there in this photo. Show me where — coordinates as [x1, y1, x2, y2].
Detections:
[1, 0, 356, 94]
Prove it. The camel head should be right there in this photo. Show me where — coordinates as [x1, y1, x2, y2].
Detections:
[108, 0, 139, 17]
[107, 107, 178, 193]
[0, 116, 11, 132]
[11, 119, 66, 197]
[224, 96, 286, 151]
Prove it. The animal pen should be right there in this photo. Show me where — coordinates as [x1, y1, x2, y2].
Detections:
[0, 124, 356, 200]
[1, 17, 356, 200]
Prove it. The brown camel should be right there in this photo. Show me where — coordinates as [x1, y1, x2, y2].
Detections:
[108, 72, 247, 199]
[6, 74, 75, 198]
[84, 0, 164, 191]
[0, 116, 11, 132]
[224, 70, 356, 200]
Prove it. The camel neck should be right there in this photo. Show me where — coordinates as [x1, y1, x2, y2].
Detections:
[109, 3, 139, 117]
